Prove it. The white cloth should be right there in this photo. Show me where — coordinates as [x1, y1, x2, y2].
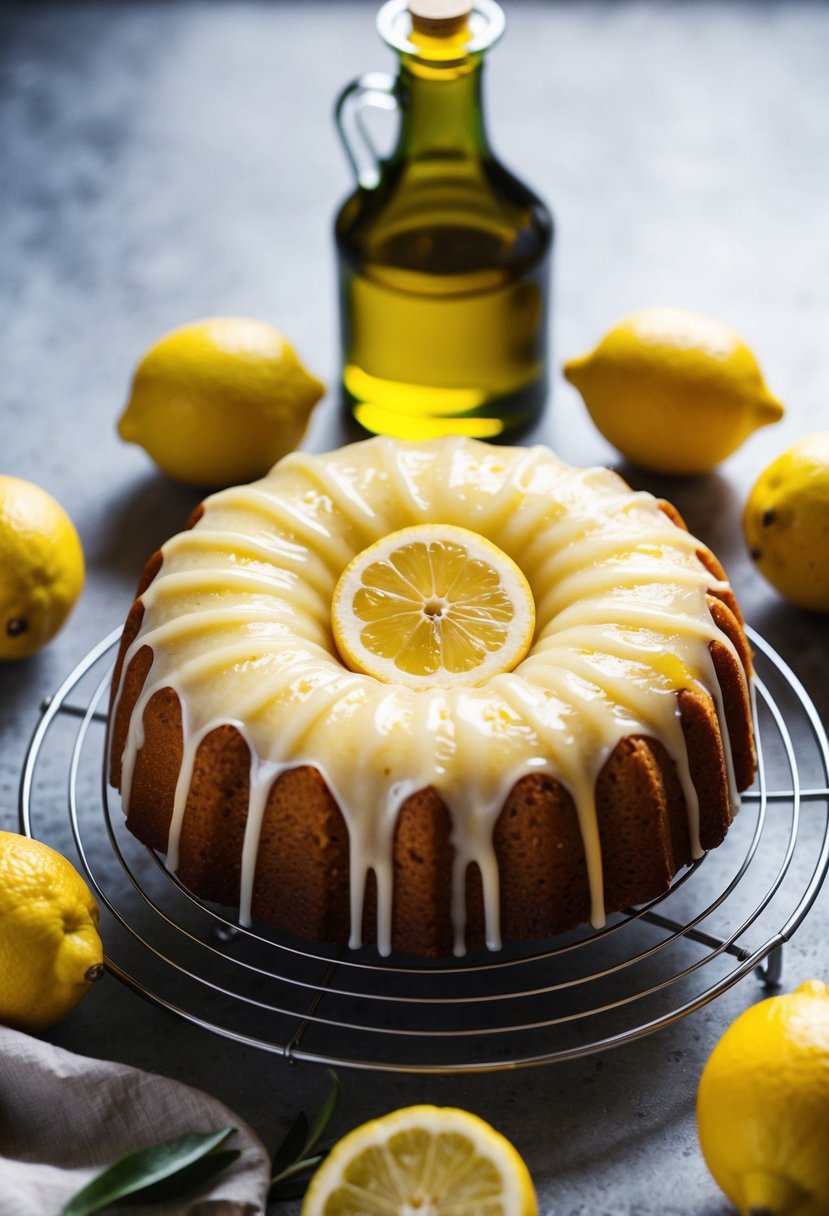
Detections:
[0, 1025, 270, 1215]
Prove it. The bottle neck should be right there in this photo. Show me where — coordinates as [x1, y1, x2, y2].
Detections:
[395, 57, 489, 159]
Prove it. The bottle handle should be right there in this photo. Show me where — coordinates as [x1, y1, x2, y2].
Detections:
[335, 72, 399, 190]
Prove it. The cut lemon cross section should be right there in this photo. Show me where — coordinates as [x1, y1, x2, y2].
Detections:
[331, 524, 535, 688]
[301, 1104, 538, 1216]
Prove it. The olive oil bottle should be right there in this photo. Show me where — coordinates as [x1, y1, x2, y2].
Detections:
[334, 0, 553, 440]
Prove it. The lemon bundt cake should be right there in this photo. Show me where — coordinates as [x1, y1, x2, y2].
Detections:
[109, 437, 756, 957]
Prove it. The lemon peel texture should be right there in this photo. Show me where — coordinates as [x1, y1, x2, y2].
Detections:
[564, 307, 784, 475]
[0, 476, 85, 661]
[697, 979, 829, 1216]
[743, 432, 829, 613]
[118, 316, 325, 487]
[0, 831, 103, 1031]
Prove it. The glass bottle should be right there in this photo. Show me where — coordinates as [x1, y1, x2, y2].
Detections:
[334, 0, 553, 441]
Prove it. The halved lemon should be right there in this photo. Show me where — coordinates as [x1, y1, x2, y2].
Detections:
[301, 1104, 538, 1216]
[331, 524, 535, 688]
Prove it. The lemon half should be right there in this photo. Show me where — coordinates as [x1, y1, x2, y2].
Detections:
[301, 1104, 538, 1216]
[331, 524, 535, 689]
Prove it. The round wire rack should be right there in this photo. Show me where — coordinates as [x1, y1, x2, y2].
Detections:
[19, 626, 829, 1074]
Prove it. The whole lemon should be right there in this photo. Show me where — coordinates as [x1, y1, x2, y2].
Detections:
[0, 831, 104, 1032]
[563, 307, 784, 475]
[0, 476, 85, 662]
[118, 317, 326, 487]
[697, 980, 829, 1216]
[743, 433, 829, 613]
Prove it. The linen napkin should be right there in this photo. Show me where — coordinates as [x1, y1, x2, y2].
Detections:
[0, 1024, 270, 1215]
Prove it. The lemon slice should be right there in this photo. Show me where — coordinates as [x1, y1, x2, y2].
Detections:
[301, 1104, 538, 1216]
[331, 524, 535, 688]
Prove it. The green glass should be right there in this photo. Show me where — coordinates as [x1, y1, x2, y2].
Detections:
[334, 0, 554, 440]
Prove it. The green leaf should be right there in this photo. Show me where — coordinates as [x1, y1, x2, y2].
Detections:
[304, 1070, 341, 1157]
[270, 1152, 325, 1187]
[268, 1070, 340, 1200]
[270, 1111, 309, 1178]
[62, 1127, 235, 1216]
[120, 1149, 240, 1205]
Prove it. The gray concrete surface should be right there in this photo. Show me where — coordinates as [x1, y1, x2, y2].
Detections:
[2, 1, 829, 1212]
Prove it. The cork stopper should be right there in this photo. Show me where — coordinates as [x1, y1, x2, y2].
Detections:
[377, 0, 504, 59]
[409, 0, 472, 37]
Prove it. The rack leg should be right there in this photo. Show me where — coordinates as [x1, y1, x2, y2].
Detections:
[286, 957, 342, 1065]
[756, 944, 784, 989]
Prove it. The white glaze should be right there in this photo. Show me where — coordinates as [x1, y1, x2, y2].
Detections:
[112, 437, 748, 955]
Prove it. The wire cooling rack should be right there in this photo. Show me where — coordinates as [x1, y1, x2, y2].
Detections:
[19, 626, 829, 1074]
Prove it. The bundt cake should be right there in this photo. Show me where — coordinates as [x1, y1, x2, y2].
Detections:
[108, 436, 756, 957]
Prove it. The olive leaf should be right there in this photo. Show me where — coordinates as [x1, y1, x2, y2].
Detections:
[270, 1111, 309, 1179]
[119, 1149, 241, 1206]
[62, 1127, 238, 1216]
[61, 1070, 342, 1212]
[269, 1069, 341, 1201]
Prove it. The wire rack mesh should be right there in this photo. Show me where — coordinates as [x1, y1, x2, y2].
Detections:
[19, 626, 829, 1073]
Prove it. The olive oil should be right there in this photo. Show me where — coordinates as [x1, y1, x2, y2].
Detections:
[334, 0, 553, 439]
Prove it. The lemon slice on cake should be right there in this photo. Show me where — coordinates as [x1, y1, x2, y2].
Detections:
[331, 524, 535, 688]
[301, 1104, 538, 1216]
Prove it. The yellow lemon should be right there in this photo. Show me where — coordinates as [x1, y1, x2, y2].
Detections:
[743, 433, 829, 613]
[0, 476, 85, 662]
[563, 307, 784, 475]
[0, 831, 104, 1032]
[331, 524, 535, 689]
[697, 980, 829, 1216]
[118, 317, 325, 487]
[301, 1104, 538, 1216]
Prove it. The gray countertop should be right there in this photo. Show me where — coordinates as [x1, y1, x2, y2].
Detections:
[2, 2, 829, 1213]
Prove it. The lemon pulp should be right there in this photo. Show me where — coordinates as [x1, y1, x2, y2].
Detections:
[301, 1105, 538, 1216]
[331, 524, 536, 688]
